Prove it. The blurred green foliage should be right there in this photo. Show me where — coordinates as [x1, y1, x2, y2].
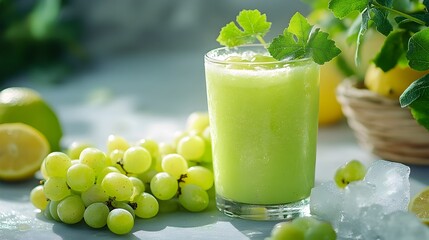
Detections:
[0, 0, 85, 84]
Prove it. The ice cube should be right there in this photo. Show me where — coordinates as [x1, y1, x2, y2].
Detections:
[342, 181, 377, 217]
[380, 211, 429, 240]
[309, 181, 344, 222]
[358, 204, 385, 240]
[363, 160, 410, 213]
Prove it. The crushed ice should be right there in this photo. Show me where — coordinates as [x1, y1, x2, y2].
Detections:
[310, 160, 429, 240]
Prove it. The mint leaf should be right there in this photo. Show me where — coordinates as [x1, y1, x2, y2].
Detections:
[329, 0, 368, 19]
[407, 28, 429, 71]
[216, 9, 271, 47]
[373, 30, 408, 72]
[268, 33, 306, 60]
[371, 8, 393, 36]
[287, 12, 313, 44]
[268, 12, 341, 64]
[308, 30, 342, 64]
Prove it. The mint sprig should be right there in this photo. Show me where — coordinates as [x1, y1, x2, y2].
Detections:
[216, 9, 271, 47]
[268, 13, 341, 64]
[216, 10, 341, 65]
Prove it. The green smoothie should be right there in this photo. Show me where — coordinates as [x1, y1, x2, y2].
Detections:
[205, 46, 319, 205]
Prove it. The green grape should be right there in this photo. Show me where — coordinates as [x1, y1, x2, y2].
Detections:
[183, 166, 214, 191]
[107, 208, 134, 235]
[137, 168, 158, 184]
[49, 200, 61, 221]
[304, 222, 336, 240]
[107, 134, 130, 153]
[202, 126, 211, 143]
[172, 131, 188, 149]
[334, 160, 367, 188]
[123, 146, 152, 174]
[159, 142, 175, 157]
[57, 195, 85, 224]
[70, 159, 80, 165]
[136, 138, 160, 158]
[291, 216, 320, 232]
[44, 152, 72, 178]
[67, 141, 93, 160]
[178, 184, 209, 212]
[43, 201, 53, 220]
[96, 166, 121, 185]
[43, 177, 71, 201]
[109, 149, 124, 165]
[158, 198, 179, 213]
[66, 163, 95, 192]
[186, 112, 210, 133]
[81, 184, 109, 207]
[133, 192, 159, 219]
[30, 185, 48, 210]
[40, 160, 49, 180]
[101, 172, 133, 201]
[112, 201, 135, 219]
[150, 172, 178, 200]
[270, 222, 305, 240]
[161, 153, 188, 179]
[177, 135, 205, 161]
[129, 176, 145, 200]
[79, 147, 109, 175]
[84, 202, 109, 228]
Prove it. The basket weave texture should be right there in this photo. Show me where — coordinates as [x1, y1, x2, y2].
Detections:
[336, 79, 429, 165]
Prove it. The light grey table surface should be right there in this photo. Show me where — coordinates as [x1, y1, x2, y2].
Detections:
[1, 50, 428, 240]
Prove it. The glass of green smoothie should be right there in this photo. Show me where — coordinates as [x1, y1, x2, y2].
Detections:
[204, 44, 320, 220]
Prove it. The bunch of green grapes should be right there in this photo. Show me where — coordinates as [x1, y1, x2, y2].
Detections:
[268, 216, 336, 240]
[29, 112, 213, 235]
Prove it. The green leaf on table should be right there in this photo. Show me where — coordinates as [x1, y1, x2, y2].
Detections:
[267, 12, 341, 64]
[407, 28, 429, 71]
[373, 30, 409, 72]
[328, 0, 368, 19]
[371, 8, 393, 36]
[216, 9, 271, 47]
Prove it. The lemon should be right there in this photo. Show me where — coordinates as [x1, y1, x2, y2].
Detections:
[318, 58, 344, 125]
[0, 123, 50, 181]
[409, 186, 429, 225]
[364, 64, 429, 99]
[0, 87, 62, 151]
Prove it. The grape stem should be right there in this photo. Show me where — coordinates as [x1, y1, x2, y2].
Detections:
[372, 1, 426, 26]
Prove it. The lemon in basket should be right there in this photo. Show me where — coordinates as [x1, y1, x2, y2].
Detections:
[364, 64, 429, 99]
[0, 87, 63, 151]
[0, 123, 50, 181]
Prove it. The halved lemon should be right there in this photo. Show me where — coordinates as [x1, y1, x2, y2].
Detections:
[0, 123, 50, 181]
[409, 186, 429, 225]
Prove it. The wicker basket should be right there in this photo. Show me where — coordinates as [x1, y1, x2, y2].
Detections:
[336, 79, 429, 165]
